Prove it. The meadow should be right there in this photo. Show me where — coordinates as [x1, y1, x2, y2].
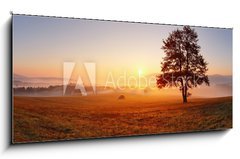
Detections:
[13, 93, 232, 143]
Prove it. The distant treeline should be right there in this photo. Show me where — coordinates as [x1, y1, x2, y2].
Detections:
[13, 85, 112, 96]
[14, 85, 82, 96]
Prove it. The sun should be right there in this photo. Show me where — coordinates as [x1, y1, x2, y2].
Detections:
[138, 68, 143, 76]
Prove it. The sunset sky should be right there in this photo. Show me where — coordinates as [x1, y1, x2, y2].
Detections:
[13, 15, 232, 86]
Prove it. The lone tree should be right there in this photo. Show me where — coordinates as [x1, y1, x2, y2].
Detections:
[156, 26, 209, 103]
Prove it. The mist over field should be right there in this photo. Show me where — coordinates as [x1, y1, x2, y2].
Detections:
[13, 73, 232, 98]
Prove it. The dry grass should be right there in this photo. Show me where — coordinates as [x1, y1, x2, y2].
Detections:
[13, 93, 232, 143]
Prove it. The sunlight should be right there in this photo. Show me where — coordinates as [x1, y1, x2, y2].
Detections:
[138, 68, 143, 76]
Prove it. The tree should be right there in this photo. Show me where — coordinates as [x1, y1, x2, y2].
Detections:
[156, 26, 210, 103]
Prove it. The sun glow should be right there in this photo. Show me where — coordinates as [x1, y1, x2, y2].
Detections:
[138, 69, 143, 76]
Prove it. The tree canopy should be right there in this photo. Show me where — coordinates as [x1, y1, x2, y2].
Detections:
[156, 26, 209, 103]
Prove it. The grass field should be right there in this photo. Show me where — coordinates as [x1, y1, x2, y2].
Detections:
[13, 93, 232, 143]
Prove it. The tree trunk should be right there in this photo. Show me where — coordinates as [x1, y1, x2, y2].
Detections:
[184, 83, 188, 103]
[181, 87, 185, 103]
[183, 94, 187, 103]
[181, 78, 187, 103]
[182, 83, 188, 103]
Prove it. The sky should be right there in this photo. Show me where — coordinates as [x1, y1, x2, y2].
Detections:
[13, 15, 232, 86]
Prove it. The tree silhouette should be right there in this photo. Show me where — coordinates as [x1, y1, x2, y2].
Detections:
[156, 26, 210, 103]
